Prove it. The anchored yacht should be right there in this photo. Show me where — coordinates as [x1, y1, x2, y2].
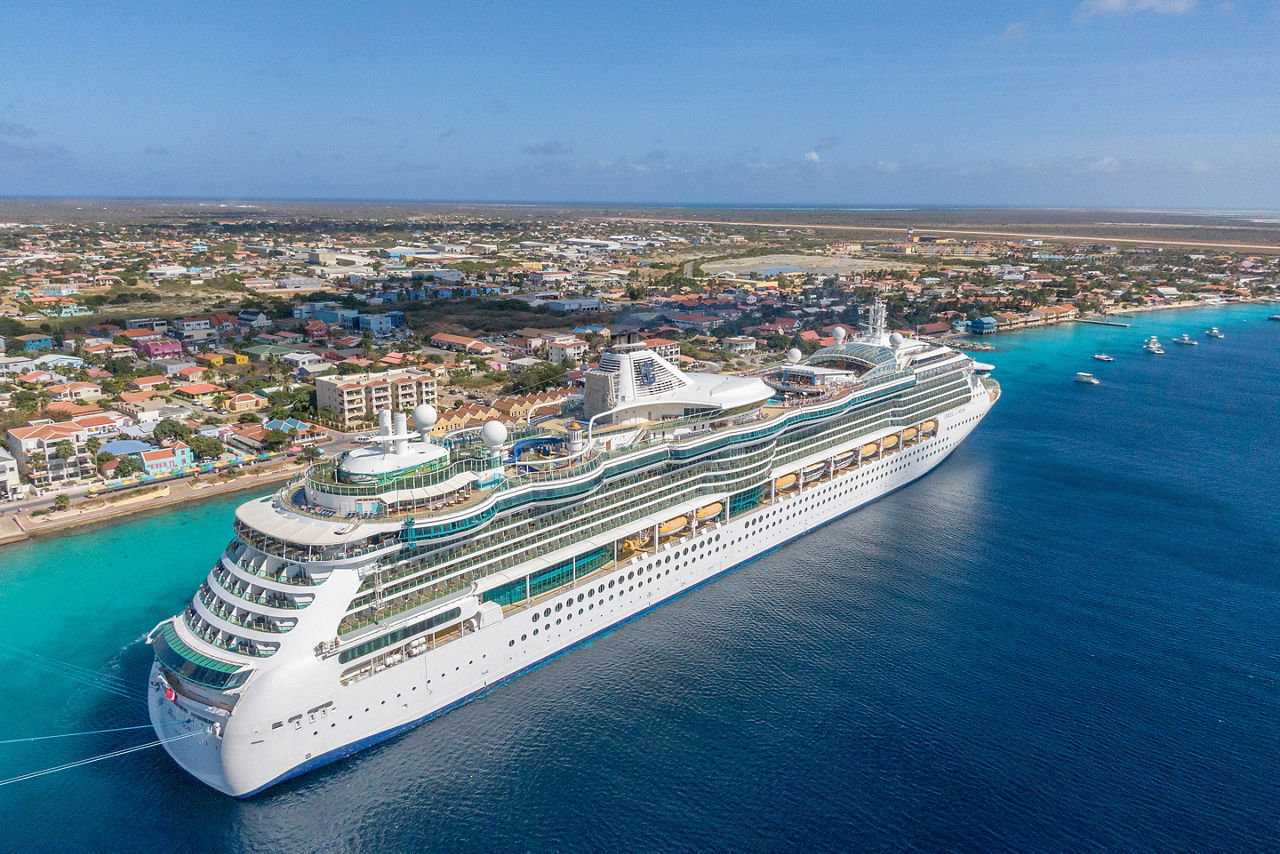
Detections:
[147, 302, 999, 797]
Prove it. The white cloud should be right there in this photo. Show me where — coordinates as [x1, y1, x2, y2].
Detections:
[876, 160, 901, 173]
[1078, 0, 1195, 17]
[1085, 156, 1121, 172]
[998, 20, 1031, 44]
[803, 150, 821, 163]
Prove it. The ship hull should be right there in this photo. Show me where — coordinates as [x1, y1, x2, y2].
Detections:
[151, 391, 995, 797]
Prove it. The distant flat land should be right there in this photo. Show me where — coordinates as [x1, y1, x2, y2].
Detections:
[1, 199, 1277, 251]
[702, 254, 921, 275]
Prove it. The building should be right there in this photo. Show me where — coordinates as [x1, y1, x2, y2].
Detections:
[224, 392, 268, 414]
[263, 417, 326, 446]
[139, 441, 194, 477]
[6, 420, 95, 485]
[282, 351, 331, 375]
[0, 447, 21, 498]
[357, 314, 393, 335]
[429, 332, 492, 355]
[172, 382, 226, 404]
[643, 337, 682, 360]
[47, 381, 104, 402]
[15, 334, 53, 353]
[136, 337, 184, 360]
[723, 336, 757, 355]
[315, 369, 438, 429]
[547, 339, 588, 365]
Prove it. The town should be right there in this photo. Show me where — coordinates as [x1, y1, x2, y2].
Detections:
[1, 210, 1276, 529]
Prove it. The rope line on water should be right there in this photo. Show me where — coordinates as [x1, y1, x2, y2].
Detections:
[0, 730, 204, 787]
[0, 643, 137, 702]
[0, 642, 132, 688]
[0, 722, 181, 745]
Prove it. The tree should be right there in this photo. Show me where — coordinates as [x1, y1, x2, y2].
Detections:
[262, 429, 289, 451]
[115, 455, 140, 476]
[28, 452, 46, 471]
[238, 412, 261, 423]
[85, 437, 101, 456]
[212, 393, 228, 411]
[52, 493, 71, 511]
[95, 451, 116, 468]
[301, 445, 322, 462]
[55, 440, 76, 461]
[153, 418, 192, 442]
[187, 434, 225, 461]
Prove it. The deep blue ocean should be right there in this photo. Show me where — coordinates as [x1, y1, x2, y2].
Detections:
[1, 304, 1277, 852]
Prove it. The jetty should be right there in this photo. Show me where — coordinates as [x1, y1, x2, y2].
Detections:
[1075, 318, 1131, 328]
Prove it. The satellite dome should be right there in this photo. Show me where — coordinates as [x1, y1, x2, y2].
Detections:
[413, 403, 438, 431]
[480, 420, 508, 450]
[833, 326, 847, 344]
[889, 332, 905, 348]
[786, 348, 803, 364]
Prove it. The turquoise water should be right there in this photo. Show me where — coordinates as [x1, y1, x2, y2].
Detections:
[1, 303, 1277, 851]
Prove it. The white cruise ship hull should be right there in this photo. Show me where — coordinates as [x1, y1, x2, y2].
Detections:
[149, 390, 994, 797]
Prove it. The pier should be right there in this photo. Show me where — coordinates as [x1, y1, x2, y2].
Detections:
[1075, 318, 1131, 328]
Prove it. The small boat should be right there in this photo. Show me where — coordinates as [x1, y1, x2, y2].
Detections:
[901, 426, 918, 441]
[1092, 353, 1114, 362]
[881, 434, 899, 450]
[774, 473, 797, 490]
[1206, 327, 1224, 338]
[1074, 372, 1100, 385]
[920, 420, 937, 434]
[695, 502, 723, 520]
[1172, 333, 1198, 346]
[658, 516, 688, 536]
[860, 442, 879, 457]
[1143, 336, 1165, 354]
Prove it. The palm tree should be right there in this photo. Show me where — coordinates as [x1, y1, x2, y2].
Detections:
[85, 437, 101, 456]
[301, 445, 322, 463]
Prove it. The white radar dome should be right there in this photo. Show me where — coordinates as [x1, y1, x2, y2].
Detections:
[889, 332, 905, 348]
[833, 326, 847, 344]
[413, 403, 438, 431]
[786, 348, 802, 364]
[480, 420, 508, 450]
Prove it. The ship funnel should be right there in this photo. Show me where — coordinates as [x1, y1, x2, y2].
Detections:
[378, 409, 392, 437]
[393, 412, 408, 455]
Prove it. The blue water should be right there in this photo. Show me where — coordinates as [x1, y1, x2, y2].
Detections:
[1, 305, 1278, 852]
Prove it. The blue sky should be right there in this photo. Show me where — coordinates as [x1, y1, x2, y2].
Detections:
[1, 0, 1277, 207]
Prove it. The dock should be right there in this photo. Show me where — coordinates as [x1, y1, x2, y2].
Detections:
[1075, 318, 1131, 328]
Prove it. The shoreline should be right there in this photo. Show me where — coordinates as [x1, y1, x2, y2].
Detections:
[0, 464, 302, 549]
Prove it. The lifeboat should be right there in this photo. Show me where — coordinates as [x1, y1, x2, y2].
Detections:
[659, 516, 688, 536]
[696, 502, 723, 520]
[834, 450, 856, 468]
[902, 426, 918, 441]
[921, 419, 937, 433]
[803, 462, 826, 478]
[882, 434, 899, 450]
[861, 442, 879, 457]
[774, 473, 797, 490]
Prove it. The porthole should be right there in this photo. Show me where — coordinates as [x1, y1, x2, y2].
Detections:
[577, 593, 585, 602]
[509, 639, 515, 647]
[533, 629, 539, 636]
[555, 602, 562, 612]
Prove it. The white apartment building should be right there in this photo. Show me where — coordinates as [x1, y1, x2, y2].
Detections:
[315, 369, 439, 429]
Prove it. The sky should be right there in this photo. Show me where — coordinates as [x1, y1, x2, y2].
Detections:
[1, 0, 1278, 208]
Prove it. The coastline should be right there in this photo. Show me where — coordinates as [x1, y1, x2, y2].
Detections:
[0, 463, 302, 549]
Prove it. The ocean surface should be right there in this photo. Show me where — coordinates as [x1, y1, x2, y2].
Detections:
[1, 304, 1277, 852]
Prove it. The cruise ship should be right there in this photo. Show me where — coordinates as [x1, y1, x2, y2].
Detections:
[147, 303, 1000, 797]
